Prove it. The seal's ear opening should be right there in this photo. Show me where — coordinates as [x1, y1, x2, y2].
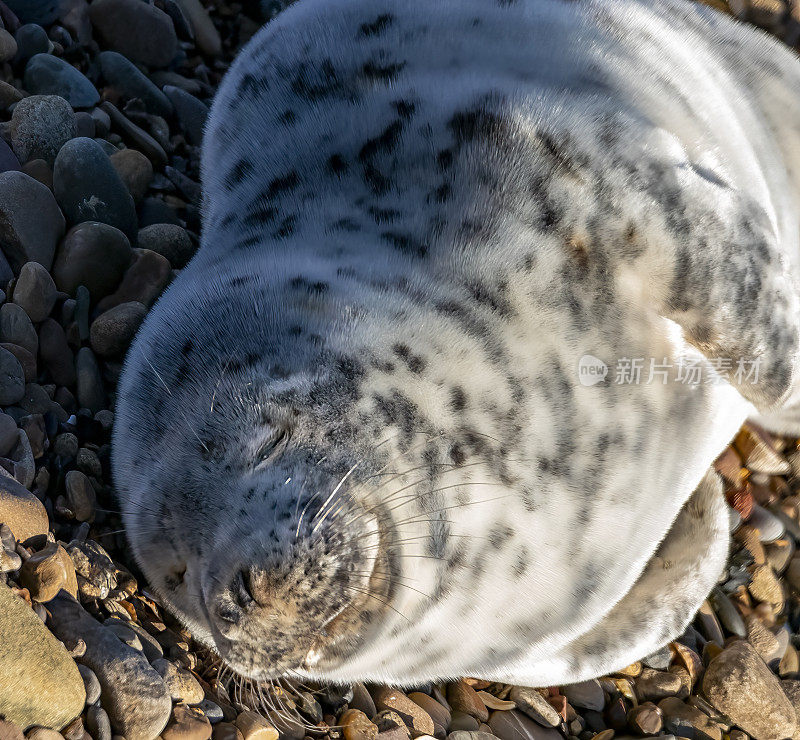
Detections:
[629, 154, 800, 415]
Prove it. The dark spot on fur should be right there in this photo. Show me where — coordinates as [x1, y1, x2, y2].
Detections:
[265, 171, 300, 199]
[359, 13, 395, 37]
[328, 154, 348, 176]
[361, 60, 407, 83]
[382, 231, 428, 258]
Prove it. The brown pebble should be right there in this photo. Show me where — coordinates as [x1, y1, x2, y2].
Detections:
[408, 693, 450, 730]
[211, 723, 243, 740]
[447, 712, 479, 732]
[340, 709, 378, 740]
[161, 705, 211, 740]
[488, 709, 561, 740]
[627, 702, 662, 736]
[634, 668, 683, 702]
[233, 711, 278, 740]
[446, 681, 488, 723]
[19, 541, 78, 602]
[371, 687, 435, 738]
[351, 682, 377, 718]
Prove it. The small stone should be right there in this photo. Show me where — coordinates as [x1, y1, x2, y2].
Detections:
[26, 728, 65, 740]
[47, 594, 172, 740]
[765, 538, 794, 574]
[96, 249, 171, 311]
[197, 700, 223, 724]
[702, 640, 796, 740]
[0, 414, 17, 456]
[20, 541, 78, 602]
[86, 706, 112, 740]
[23, 55, 99, 108]
[735, 524, 766, 565]
[561, 680, 604, 711]
[96, 51, 173, 118]
[2, 342, 35, 384]
[13, 262, 56, 322]
[749, 504, 786, 543]
[709, 587, 747, 637]
[212, 723, 243, 740]
[626, 702, 662, 736]
[233, 711, 278, 740]
[78, 664, 101, 705]
[98, 102, 168, 169]
[176, 0, 222, 55]
[75, 347, 105, 413]
[0, 346, 25, 405]
[657, 697, 721, 740]
[748, 563, 784, 609]
[447, 681, 488, 723]
[634, 668, 682, 703]
[64, 470, 95, 522]
[53, 138, 137, 241]
[163, 86, 208, 145]
[0, 583, 86, 731]
[409, 694, 450, 730]
[373, 687, 436, 738]
[0, 171, 64, 271]
[74, 113, 95, 139]
[508, 688, 560, 729]
[340, 709, 379, 740]
[110, 149, 153, 203]
[90, 302, 146, 357]
[137, 223, 194, 268]
[161, 705, 211, 740]
[0, 303, 37, 355]
[351, 682, 377, 718]
[4, 0, 58, 25]
[21, 159, 53, 190]
[66, 539, 116, 600]
[781, 642, 800, 678]
[447, 733, 496, 740]
[89, 0, 178, 67]
[487, 710, 561, 740]
[52, 222, 133, 301]
[447, 713, 479, 732]
[53, 432, 78, 458]
[152, 658, 205, 704]
[9, 96, 76, 167]
[0, 28, 16, 62]
[13, 24, 50, 66]
[0, 474, 48, 542]
[38, 319, 75, 387]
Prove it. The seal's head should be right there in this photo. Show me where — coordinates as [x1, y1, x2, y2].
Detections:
[113, 260, 406, 682]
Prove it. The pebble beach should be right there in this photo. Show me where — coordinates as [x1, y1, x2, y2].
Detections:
[1, 0, 800, 739]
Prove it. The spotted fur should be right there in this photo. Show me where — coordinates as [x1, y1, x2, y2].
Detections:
[114, 0, 800, 686]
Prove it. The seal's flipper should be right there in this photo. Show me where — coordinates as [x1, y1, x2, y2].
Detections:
[499, 467, 729, 686]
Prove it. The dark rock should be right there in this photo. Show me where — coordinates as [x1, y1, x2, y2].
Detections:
[0, 171, 64, 271]
[163, 85, 208, 145]
[89, 0, 178, 67]
[9, 95, 75, 166]
[96, 51, 173, 118]
[110, 149, 153, 203]
[137, 223, 194, 267]
[90, 301, 146, 357]
[53, 137, 137, 241]
[96, 248, 171, 310]
[24, 54, 100, 108]
[52, 222, 133, 300]
[3, 0, 58, 25]
[13, 24, 49, 66]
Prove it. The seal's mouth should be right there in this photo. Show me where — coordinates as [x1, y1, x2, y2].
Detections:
[203, 502, 397, 681]
[302, 510, 395, 672]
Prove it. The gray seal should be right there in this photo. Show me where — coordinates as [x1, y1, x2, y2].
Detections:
[113, 0, 800, 686]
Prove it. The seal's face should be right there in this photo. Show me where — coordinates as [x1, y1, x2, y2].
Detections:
[114, 267, 406, 681]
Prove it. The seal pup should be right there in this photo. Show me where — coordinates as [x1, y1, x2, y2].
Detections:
[113, 0, 800, 686]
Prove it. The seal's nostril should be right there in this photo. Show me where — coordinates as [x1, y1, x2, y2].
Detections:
[233, 569, 256, 608]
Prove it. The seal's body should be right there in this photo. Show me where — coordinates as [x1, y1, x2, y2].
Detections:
[114, 0, 800, 686]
